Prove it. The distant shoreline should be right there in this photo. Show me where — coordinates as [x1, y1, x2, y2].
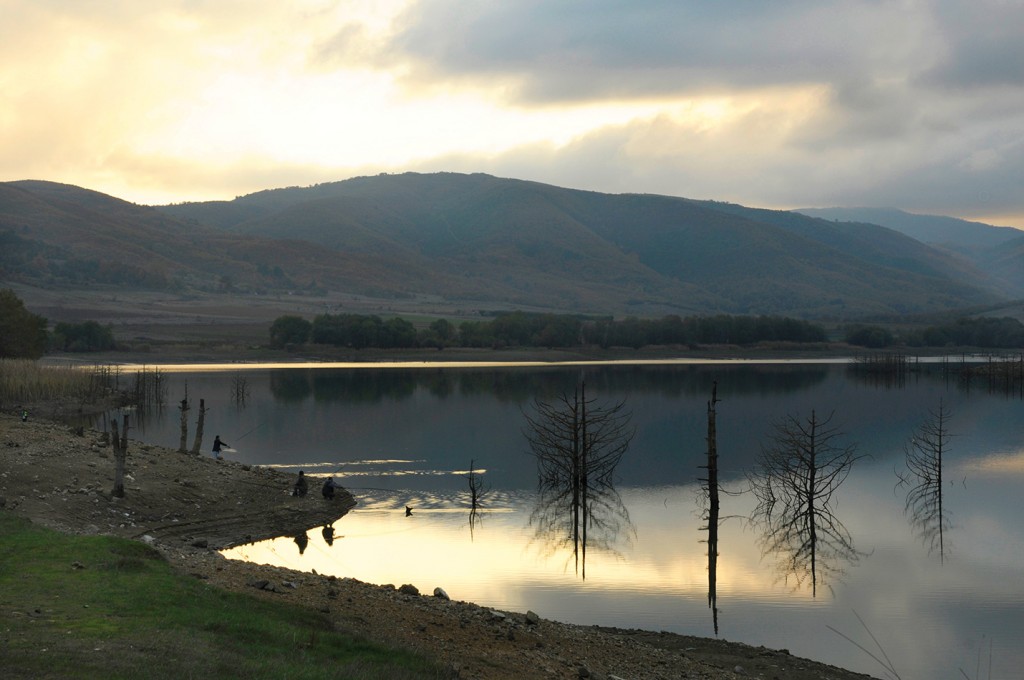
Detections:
[44, 341, 1009, 371]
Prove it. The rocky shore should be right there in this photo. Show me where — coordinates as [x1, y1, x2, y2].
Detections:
[0, 412, 878, 680]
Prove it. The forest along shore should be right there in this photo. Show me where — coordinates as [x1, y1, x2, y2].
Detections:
[0, 412, 880, 680]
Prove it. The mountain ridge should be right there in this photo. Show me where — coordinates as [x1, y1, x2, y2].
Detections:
[3, 172, 1018, 320]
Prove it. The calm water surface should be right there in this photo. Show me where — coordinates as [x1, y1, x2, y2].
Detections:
[112, 360, 1024, 679]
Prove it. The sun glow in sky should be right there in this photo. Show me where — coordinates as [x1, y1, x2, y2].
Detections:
[3, 1, 1024, 227]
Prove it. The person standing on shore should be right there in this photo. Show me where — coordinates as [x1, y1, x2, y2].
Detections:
[293, 471, 308, 497]
[212, 435, 229, 459]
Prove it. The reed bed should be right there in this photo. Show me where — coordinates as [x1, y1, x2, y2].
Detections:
[0, 359, 118, 407]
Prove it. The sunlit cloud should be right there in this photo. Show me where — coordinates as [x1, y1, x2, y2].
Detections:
[1, 1, 1023, 227]
[960, 450, 1024, 475]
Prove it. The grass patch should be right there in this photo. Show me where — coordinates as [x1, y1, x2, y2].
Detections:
[0, 513, 450, 679]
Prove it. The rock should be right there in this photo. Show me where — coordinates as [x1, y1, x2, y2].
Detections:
[490, 610, 507, 622]
[248, 579, 270, 590]
[525, 610, 541, 625]
[433, 587, 450, 600]
[190, 538, 209, 548]
[398, 583, 420, 596]
[140, 534, 156, 545]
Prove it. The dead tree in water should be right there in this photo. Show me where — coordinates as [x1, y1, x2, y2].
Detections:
[524, 380, 634, 578]
[698, 381, 722, 634]
[111, 414, 130, 498]
[749, 410, 864, 596]
[898, 400, 954, 563]
[177, 385, 190, 453]
[465, 458, 490, 539]
[231, 374, 250, 405]
[190, 398, 208, 456]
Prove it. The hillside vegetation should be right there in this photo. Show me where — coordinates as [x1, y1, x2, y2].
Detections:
[3, 173, 1020, 321]
[797, 206, 1024, 296]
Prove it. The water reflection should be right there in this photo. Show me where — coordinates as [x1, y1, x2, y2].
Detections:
[525, 382, 636, 579]
[262, 363, 834, 406]
[898, 401, 954, 563]
[465, 460, 489, 541]
[104, 361, 1024, 679]
[699, 382, 722, 634]
[293, 530, 309, 555]
[748, 411, 865, 596]
[528, 482, 633, 580]
[321, 523, 335, 546]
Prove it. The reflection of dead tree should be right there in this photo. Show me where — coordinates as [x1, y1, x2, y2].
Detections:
[524, 381, 635, 578]
[529, 478, 634, 580]
[465, 459, 490, 540]
[110, 414, 130, 498]
[231, 374, 250, 406]
[749, 410, 865, 596]
[698, 381, 722, 634]
[897, 400, 953, 563]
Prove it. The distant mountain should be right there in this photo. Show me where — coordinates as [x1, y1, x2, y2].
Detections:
[795, 206, 1024, 298]
[161, 172, 1005, 317]
[1, 174, 1014, 319]
[796, 207, 1021, 251]
[0, 180, 443, 298]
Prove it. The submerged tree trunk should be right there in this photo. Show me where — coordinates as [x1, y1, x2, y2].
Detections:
[702, 381, 721, 633]
[190, 399, 207, 456]
[111, 414, 130, 498]
[178, 394, 189, 454]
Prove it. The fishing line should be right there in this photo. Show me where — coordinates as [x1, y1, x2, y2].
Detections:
[235, 421, 267, 442]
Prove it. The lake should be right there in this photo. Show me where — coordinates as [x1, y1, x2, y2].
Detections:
[109, 359, 1024, 679]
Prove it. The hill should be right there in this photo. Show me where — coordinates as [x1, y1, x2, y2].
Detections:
[2, 173, 1014, 321]
[160, 172, 1005, 317]
[0, 180, 447, 300]
[797, 206, 1024, 297]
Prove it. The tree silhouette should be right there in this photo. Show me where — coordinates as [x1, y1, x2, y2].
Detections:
[898, 400, 954, 563]
[524, 381, 634, 578]
[698, 382, 722, 634]
[748, 410, 864, 596]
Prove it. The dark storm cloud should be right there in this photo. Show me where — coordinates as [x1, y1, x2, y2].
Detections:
[918, 0, 1024, 89]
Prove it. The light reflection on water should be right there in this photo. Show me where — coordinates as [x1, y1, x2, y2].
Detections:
[110, 361, 1023, 680]
[222, 475, 1024, 680]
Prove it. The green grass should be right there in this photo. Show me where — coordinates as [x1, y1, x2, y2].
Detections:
[0, 513, 450, 679]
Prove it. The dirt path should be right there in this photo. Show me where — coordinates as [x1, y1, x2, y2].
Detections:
[0, 412, 879, 680]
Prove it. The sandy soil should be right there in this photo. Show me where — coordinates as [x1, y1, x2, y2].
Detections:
[0, 410, 879, 680]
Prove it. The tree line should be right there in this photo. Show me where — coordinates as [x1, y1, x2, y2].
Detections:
[845, 316, 1024, 349]
[269, 310, 829, 351]
[0, 289, 115, 359]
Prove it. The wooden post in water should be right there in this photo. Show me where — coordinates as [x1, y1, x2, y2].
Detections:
[111, 414, 130, 498]
[178, 387, 190, 453]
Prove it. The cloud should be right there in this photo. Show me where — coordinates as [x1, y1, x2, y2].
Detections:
[377, 0, 934, 103]
[918, 0, 1024, 90]
[2, 1, 1023, 228]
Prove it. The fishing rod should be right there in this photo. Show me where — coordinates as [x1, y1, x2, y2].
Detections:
[234, 421, 267, 442]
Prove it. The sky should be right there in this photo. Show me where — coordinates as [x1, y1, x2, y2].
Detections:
[2, 1, 1023, 228]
